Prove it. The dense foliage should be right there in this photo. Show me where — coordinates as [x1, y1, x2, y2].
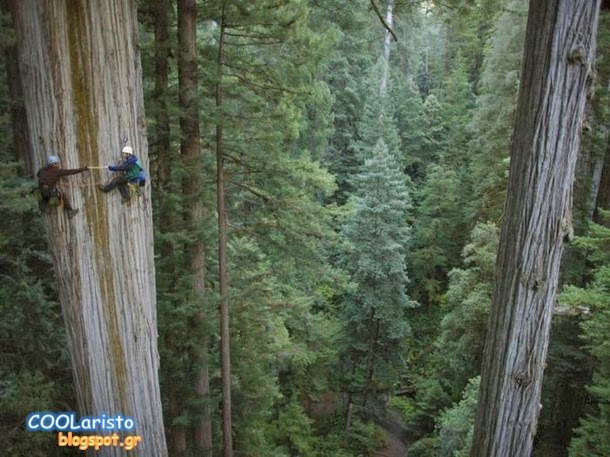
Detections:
[1, 1, 608, 456]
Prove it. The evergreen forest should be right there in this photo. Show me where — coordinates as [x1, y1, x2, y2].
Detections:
[1, 1, 609, 456]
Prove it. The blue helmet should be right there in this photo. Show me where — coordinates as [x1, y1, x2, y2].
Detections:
[47, 155, 60, 165]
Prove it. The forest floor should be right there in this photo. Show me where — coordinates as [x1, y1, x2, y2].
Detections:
[371, 409, 409, 457]
[373, 428, 407, 457]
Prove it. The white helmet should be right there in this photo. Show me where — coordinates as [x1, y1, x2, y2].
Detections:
[121, 146, 134, 155]
[47, 155, 60, 165]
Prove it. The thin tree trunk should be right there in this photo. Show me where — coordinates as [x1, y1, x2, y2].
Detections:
[216, 7, 233, 456]
[594, 135, 610, 223]
[379, 0, 394, 95]
[470, 2, 600, 456]
[344, 361, 356, 433]
[194, 348, 213, 455]
[11, 1, 168, 456]
[363, 308, 378, 408]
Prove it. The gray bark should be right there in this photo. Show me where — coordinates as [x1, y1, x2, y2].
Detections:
[470, 1, 600, 456]
[379, 0, 394, 95]
[11, 1, 167, 455]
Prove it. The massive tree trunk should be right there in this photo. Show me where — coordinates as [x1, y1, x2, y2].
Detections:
[11, 1, 167, 456]
[177, 0, 213, 454]
[470, 2, 600, 457]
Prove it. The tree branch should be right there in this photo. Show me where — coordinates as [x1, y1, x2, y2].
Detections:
[227, 179, 271, 203]
[369, 0, 398, 42]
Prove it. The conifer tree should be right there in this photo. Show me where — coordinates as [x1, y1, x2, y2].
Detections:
[202, 1, 342, 453]
[177, 0, 213, 453]
[354, 57, 402, 164]
[564, 215, 610, 457]
[410, 56, 476, 304]
[319, 2, 373, 204]
[391, 71, 427, 181]
[436, 376, 481, 457]
[433, 222, 499, 400]
[341, 139, 416, 407]
[468, 0, 527, 221]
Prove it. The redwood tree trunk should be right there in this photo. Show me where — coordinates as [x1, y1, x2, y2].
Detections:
[150, 0, 186, 453]
[177, 0, 213, 454]
[470, 2, 600, 457]
[11, 1, 167, 455]
[3, 0, 31, 167]
[151, 0, 171, 186]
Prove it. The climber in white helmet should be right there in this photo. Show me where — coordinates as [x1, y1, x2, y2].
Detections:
[98, 146, 146, 203]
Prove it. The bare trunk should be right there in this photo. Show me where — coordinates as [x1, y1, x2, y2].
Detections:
[151, 0, 171, 185]
[194, 342, 213, 456]
[594, 135, 610, 223]
[11, 1, 167, 455]
[216, 8, 234, 457]
[379, 0, 394, 95]
[3, 1, 31, 168]
[177, 0, 213, 454]
[168, 396, 187, 456]
[150, 1, 186, 453]
[363, 309, 378, 408]
[470, 2, 600, 456]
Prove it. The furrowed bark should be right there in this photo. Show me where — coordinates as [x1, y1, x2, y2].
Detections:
[471, 0, 599, 457]
[470, 2, 600, 456]
[11, 1, 168, 455]
[177, 0, 213, 454]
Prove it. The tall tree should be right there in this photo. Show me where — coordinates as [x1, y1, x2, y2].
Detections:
[1, 1, 30, 168]
[379, 0, 395, 94]
[564, 214, 610, 457]
[410, 56, 476, 304]
[470, 1, 600, 456]
[468, 0, 527, 222]
[318, 1, 372, 204]
[589, 7, 610, 225]
[177, 0, 213, 454]
[137, 0, 190, 454]
[391, 71, 426, 182]
[149, 0, 171, 184]
[434, 222, 499, 401]
[354, 57, 402, 163]
[202, 1, 338, 453]
[214, 5, 233, 456]
[341, 139, 415, 408]
[10, 1, 167, 455]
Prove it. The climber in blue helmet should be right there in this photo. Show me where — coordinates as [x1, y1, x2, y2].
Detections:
[98, 146, 146, 203]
